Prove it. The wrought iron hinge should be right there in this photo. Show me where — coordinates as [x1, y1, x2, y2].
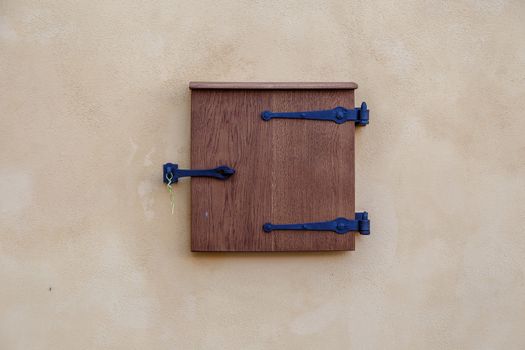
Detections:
[162, 163, 235, 183]
[263, 212, 370, 235]
[261, 102, 369, 125]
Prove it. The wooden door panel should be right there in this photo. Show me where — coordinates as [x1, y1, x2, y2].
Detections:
[190, 83, 356, 252]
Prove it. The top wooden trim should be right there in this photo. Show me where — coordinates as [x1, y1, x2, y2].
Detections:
[189, 82, 358, 90]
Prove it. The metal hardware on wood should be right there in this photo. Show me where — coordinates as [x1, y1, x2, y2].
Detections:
[261, 102, 369, 125]
[163, 163, 235, 183]
[263, 212, 370, 235]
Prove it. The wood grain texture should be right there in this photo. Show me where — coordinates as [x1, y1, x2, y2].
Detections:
[189, 81, 358, 90]
[191, 88, 356, 251]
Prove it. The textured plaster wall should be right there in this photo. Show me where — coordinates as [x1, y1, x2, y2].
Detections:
[1, 0, 525, 349]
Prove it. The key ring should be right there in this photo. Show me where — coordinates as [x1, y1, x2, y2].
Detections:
[166, 172, 175, 214]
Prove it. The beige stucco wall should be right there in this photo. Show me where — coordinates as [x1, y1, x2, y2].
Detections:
[1, 0, 525, 349]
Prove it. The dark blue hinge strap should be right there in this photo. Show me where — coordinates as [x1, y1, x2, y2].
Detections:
[263, 212, 370, 235]
[163, 163, 235, 183]
[261, 102, 369, 125]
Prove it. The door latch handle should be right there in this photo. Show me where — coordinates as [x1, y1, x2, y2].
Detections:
[163, 163, 235, 183]
[263, 212, 370, 235]
[261, 102, 369, 125]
